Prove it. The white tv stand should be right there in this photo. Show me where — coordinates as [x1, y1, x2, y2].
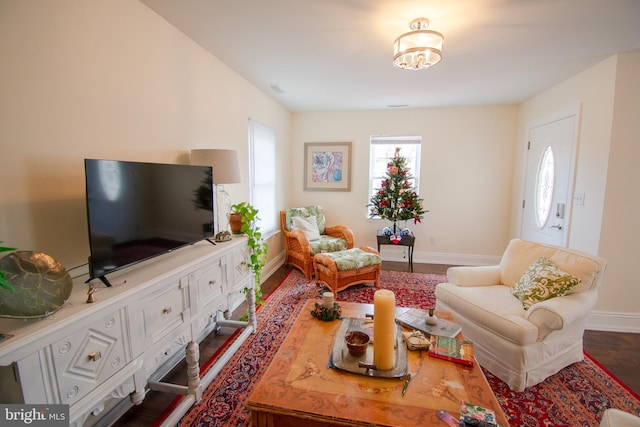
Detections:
[0, 236, 255, 426]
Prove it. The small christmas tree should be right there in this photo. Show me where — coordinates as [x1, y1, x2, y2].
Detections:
[368, 148, 426, 233]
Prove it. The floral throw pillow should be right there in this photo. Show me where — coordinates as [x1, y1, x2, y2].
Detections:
[511, 257, 581, 310]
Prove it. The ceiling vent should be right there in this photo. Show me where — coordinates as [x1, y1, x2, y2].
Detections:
[269, 85, 285, 94]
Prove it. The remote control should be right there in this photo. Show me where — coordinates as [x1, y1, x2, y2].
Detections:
[436, 410, 460, 427]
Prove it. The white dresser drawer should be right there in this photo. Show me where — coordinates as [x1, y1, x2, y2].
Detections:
[231, 246, 250, 283]
[143, 326, 192, 378]
[51, 310, 128, 405]
[139, 276, 189, 345]
[227, 277, 251, 313]
[227, 246, 251, 312]
[194, 257, 226, 308]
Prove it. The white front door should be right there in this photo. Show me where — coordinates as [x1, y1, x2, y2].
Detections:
[520, 111, 578, 246]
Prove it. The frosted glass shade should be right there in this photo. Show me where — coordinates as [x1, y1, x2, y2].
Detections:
[393, 18, 443, 70]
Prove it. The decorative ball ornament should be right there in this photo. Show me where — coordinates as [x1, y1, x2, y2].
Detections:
[0, 251, 73, 318]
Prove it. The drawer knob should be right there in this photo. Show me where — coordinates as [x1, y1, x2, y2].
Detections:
[88, 351, 102, 362]
[209, 280, 217, 285]
[162, 307, 172, 315]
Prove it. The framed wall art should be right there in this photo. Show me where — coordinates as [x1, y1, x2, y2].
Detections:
[304, 142, 352, 191]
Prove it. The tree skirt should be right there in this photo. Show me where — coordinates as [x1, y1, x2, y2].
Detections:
[157, 269, 639, 427]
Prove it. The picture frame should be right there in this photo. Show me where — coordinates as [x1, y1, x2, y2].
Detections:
[304, 142, 352, 191]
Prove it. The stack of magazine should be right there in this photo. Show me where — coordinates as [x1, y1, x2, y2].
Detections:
[397, 308, 474, 366]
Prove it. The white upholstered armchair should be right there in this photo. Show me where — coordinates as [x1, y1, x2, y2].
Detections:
[436, 239, 607, 391]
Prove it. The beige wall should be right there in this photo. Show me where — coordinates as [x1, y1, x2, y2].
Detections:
[0, 0, 291, 269]
[515, 52, 640, 323]
[291, 106, 518, 264]
[597, 52, 640, 321]
[514, 56, 617, 255]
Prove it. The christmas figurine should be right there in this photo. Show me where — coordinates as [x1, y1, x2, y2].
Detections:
[426, 307, 438, 325]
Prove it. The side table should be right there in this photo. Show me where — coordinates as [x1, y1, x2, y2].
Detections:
[376, 235, 415, 271]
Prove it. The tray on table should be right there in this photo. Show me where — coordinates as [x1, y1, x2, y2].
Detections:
[328, 317, 408, 378]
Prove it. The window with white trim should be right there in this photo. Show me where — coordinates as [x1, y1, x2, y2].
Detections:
[368, 136, 422, 215]
[248, 119, 277, 234]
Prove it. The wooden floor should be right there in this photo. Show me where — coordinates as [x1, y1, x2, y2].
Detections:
[114, 261, 640, 426]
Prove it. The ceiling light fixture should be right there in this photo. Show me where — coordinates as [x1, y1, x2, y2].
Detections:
[393, 18, 444, 70]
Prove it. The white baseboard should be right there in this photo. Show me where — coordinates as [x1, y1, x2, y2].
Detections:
[259, 251, 286, 285]
[586, 311, 640, 333]
[378, 247, 502, 268]
[416, 251, 502, 266]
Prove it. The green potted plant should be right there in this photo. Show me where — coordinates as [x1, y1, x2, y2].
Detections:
[229, 210, 243, 234]
[230, 202, 268, 315]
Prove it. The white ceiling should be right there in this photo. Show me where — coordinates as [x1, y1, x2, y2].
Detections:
[140, 0, 640, 112]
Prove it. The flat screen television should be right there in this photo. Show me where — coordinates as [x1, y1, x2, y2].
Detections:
[84, 159, 214, 287]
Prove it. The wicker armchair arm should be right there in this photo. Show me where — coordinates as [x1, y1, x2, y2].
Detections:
[324, 225, 355, 248]
[359, 246, 380, 256]
[314, 253, 338, 272]
[287, 228, 311, 254]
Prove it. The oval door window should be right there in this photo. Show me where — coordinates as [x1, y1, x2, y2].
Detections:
[535, 145, 555, 228]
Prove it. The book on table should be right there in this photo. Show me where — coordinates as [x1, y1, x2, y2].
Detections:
[428, 335, 475, 367]
[459, 400, 499, 426]
[396, 307, 462, 338]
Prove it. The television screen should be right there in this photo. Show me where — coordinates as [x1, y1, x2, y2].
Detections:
[84, 159, 214, 286]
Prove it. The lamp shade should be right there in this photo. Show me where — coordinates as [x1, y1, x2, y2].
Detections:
[190, 149, 241, 184]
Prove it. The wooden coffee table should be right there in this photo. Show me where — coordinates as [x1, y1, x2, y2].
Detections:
[246, 300, 509, 427]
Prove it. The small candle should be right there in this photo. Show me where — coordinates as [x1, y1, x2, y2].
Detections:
[373, 289, 396, 371]
[322, 291, 334, 309]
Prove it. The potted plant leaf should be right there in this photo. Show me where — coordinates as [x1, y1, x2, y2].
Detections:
[230, 202, 268, 317]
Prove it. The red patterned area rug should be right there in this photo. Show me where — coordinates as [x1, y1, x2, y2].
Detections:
[165, 269, 640, 427]
[486, 353, 640, 426]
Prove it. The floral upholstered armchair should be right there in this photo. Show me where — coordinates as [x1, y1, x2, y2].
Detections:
[280, 206, 355, 279]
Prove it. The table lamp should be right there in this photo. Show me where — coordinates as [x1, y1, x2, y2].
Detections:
[190, 149, 241, 242]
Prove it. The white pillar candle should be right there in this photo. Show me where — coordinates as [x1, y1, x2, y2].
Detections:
[373, 289, 396, 371]
[322, 291, 334, 309]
